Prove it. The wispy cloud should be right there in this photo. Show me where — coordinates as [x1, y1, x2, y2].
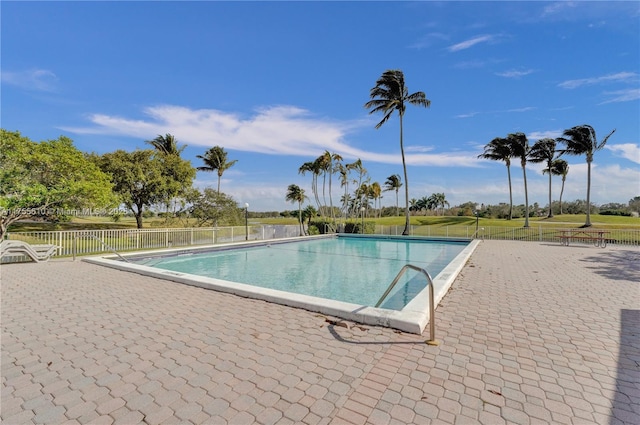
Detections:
[1, 69, 59, 92]
[541, 1, 578, 18]
[558, 71, 637, 89]
[61, 104, 482, 167]
[600, 88, 640, 104]
[527, 130, 563, 141]
[496, 69, 534, 78]
[408, 32, 449, 50]
[506, 106, 536, 113]
[455, 112, 480, 119]
[606, 143, 640, 164]
[448, 35, 495, 52]
[456, 107, 535, 119]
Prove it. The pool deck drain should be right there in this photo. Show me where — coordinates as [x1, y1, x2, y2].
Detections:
[2, 240, 639, 424]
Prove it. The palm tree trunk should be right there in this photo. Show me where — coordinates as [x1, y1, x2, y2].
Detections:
[395, 189, 399, 217]
[507, 165, 513, 220]
[217, 175, 221, 194]
[559, 177, 566, 215]
[522, 162, 530, 228]
[585, 160, 592, 227]
[547, 165, 553, 218]
[298, 202, 303, 236]
[399, 114, 410, 235]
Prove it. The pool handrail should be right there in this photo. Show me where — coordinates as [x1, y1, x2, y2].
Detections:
[376, 264, 439, 346]
[73, 234, 130, 263]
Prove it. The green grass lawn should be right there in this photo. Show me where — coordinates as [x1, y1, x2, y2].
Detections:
[7, 213, 639, 234]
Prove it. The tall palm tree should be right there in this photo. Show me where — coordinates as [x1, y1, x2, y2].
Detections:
[286, 184, 307, 236]
[544, 159, 569, 215]
[508, 132, 531, 228]
[349, 159, 368, 218]
[383, 174, 403, 217]
[557, 125, 615, 227]
[369, 182, 382, 218]
[478, 137, 514, 220]
[196, 146, 238, 194]
[315, 152, 332, 216]
[528, 138, 557, 218]
[146, 133, 185, 155]
[329, 152, 343, 224]
[365, 69, 430, 235]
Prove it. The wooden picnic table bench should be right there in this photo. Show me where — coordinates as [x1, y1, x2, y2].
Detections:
[555, 229, 611, 248]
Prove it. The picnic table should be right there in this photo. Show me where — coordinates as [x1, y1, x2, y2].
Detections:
[555, 229, 610, 248]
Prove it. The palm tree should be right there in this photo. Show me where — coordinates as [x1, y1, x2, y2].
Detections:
[329, 152, 343, 224]
[557, 125, 615, 227]
[508, 132, 531, 227]
[543, 159, 569, 215]
[349, 159, 368, 218]
[146, 133, 185, 155]
[197, 146, 238, 194]
[383, 174, 403, 217]
[478, 137, 514, 220]
[286, 184, 307, 236]
[528, 138, 557, 218]
[365, 69, 430, 235]
[369, 182, 382, 218]
[432, 192, 449, 215]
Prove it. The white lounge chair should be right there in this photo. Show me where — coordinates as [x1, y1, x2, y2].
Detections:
[0, 240, 59, 263]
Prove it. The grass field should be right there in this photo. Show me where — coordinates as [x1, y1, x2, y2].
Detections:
[8, 213, 639, 233]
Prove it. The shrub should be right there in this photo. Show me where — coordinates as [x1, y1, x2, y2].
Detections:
[344, 221, 375, 234]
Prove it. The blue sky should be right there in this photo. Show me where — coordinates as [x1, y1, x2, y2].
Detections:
[2, 1, 639, 212]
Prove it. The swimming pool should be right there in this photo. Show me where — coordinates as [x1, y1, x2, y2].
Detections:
[85, 235, 480, 334]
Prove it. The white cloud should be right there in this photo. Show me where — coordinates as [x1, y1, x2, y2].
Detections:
[61, 104, 482, 167]
[606, 143, 640, 164]
[495, 69, 534, 78]
[558, 71, 638, 89]
[506, 106, 536, 113]
[1, 69, 58, 92]
[527, 130, 563, 141]
[541, 1, 578, 18]
[600, 88, 640, 104]
[448, 35, 495, 52]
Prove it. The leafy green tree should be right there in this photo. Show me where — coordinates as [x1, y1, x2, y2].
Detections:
[190, 189, 242, 227]
[528, 138, 557, 218]
[197, 146, 238, 194]
[543, 159, 569, 214]
[286, 184, 307, 236]
[478, 137, 514, 220]
[383, 174, 403, 217]
[508, 133, 531, 227]
[0, 130, 115, 239]
[97, 149, 193, 229]
[365, 69, 430, 235]
[557, 125, 616, 227]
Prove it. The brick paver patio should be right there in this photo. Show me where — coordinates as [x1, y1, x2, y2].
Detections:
[1, 240, 639, 424]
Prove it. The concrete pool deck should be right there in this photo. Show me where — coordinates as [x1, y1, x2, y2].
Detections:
[1, 240, 639, 424]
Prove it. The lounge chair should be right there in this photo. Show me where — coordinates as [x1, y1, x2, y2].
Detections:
[0, 240, 59, 263]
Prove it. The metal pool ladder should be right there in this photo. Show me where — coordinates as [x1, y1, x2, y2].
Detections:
[376, 264, 439, 346]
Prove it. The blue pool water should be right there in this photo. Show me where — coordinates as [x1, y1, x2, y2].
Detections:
[133, 236, 468, 310]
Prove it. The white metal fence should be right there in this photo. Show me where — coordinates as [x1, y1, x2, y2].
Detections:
[3, 225, 303, 260]
[3, 224, 638, 263]
[378, 225, 640, 245]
